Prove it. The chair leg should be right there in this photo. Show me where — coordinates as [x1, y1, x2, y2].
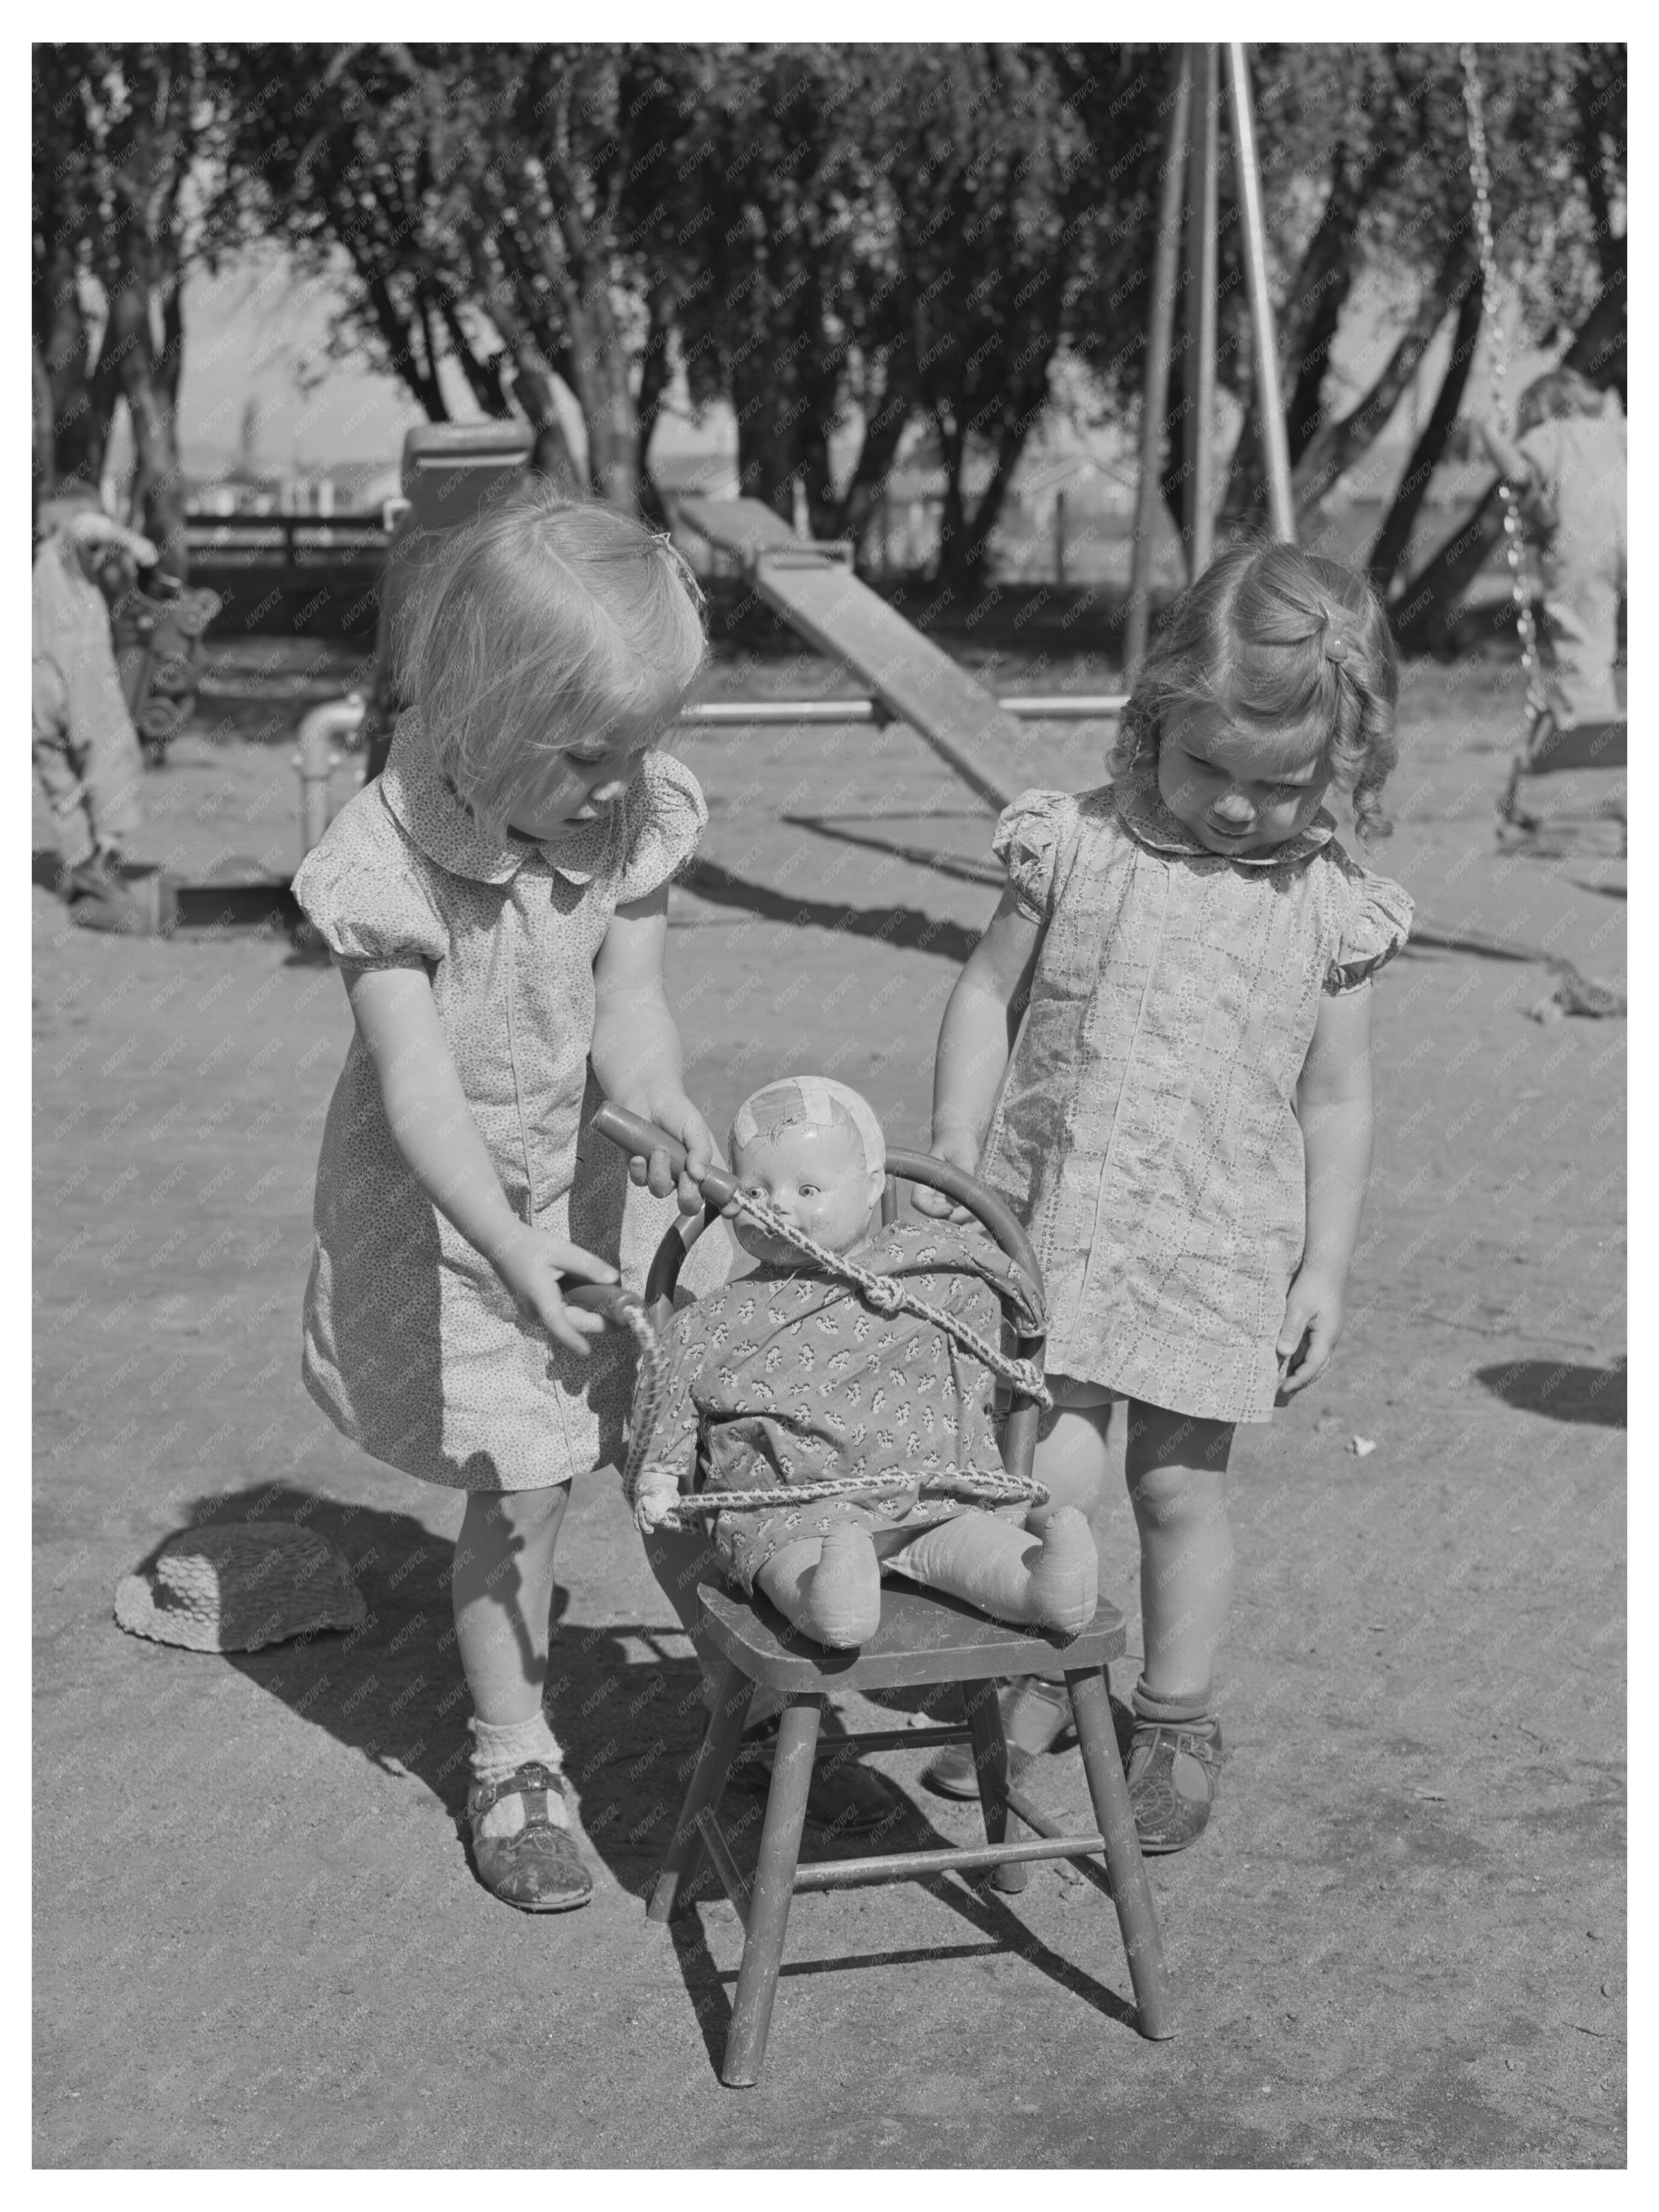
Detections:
[966, 1676, 1026, 1894]
[721, 1694, 823, 2087]
[648, 1659, 754, 1923]
[1066, 1666, 1176, 2040]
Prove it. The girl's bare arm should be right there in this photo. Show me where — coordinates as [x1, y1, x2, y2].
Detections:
[1476, 417, 1533, 486]
[591, 882, 719, 1213]
[916, 887, 1043, 1217]
[343, 961, 616, 1355]
[1277, 981, 1375, 1398]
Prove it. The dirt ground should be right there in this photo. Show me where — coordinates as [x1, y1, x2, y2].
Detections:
[33, 644, 1625, 2168]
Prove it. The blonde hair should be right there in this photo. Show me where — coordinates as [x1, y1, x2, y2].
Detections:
[1515, 366, 1608, 433]
[397, 485, 707, 835]
[1110, 538, 1400, 843]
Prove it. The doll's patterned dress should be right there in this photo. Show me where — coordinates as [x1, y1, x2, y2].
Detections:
[979, 769, 1413, 1424]
[643, 1220, 1044, 1592]
[293, 713, 714, 1491]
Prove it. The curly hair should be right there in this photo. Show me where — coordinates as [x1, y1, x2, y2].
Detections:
[1515, 366, 1608, 433]
[1110, 538, 1400, 842]
[397, 483, 708, 837]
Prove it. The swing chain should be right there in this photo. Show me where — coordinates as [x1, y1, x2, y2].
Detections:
[1460, 44, 1545, 718]
[618, 1185, 1053, 1529]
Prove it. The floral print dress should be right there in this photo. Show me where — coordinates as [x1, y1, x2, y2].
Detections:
[978, 767, 1413, 1423]
[293, 713, 716, 1492]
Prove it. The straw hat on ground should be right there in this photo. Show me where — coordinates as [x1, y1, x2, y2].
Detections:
[115, 1520, 366, 1653]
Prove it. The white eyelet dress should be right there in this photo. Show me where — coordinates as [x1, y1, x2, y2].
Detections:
[292, 713, 719, 1492]
[978, 770, 1414, 1424]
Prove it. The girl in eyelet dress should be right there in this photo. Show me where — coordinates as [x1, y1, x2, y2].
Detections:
[918, 539, 1414, 1852]
[293, 487, 724, 1912]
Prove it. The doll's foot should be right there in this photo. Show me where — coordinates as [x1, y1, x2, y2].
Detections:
[800, 1521, 882, 1648]
[1024, 1506, 1099, 1636]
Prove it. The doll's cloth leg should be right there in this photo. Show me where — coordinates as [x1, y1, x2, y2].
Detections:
[884, 1504, 1098, 1634]
[754, 1525, 882, 1649]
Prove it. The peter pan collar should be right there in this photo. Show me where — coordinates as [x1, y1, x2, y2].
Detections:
[379, 712, 611, 886]
[1112, 762, 1338, 871]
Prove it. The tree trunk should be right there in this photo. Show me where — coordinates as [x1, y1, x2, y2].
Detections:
[1366, 272, 1483, 595]
[1387, 481, 1503, 657]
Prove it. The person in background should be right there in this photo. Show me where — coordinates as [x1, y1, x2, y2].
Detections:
[1476, 369, 1627, 732]
[32, 487, 156, 932]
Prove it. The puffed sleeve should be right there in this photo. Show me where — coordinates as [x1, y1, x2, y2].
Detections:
[990, 790, 1074, 923]
[1325, 856, 1415, 995]
[292, 788, 448, 967]
[613, 749, 709, 905]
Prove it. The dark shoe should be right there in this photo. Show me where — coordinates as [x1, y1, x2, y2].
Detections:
[466, 1762, 593, 1911]
[724, 1718, 900, 1835]
[1125, 1717, 1223, 1853]
[921, 1676, 1077, 1800]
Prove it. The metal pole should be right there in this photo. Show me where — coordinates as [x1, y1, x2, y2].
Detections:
[1184, 43, 1220, 576]
[1225, 40, 1296, 541]
[1054, 489, 1067, 586]
[1125, 48, 1193, 679]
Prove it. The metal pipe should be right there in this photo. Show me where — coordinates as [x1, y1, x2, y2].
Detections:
[294, 694, 367, 858]
[1226, 41, 1297, 541]
[677, 693, 1125, 728]
[1125, 48, 1192, 679]
[1185, 43, 1221, 576]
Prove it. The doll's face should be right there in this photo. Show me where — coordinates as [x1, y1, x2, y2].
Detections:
[730, 1120, 884, 1266]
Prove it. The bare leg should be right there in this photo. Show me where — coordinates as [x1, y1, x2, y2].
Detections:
[1123, 1401, 1234, 1703]
[451, 1485, 570, 1723]
[755, 1523, 882, 1648]
[1029, 1381, 1115, 1540]
[887, 1505, 1098, 1635]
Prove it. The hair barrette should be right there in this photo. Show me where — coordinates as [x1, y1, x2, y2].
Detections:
[1323, 630, 1351, 666]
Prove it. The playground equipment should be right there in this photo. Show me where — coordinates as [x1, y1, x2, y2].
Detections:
[1124, 42, 1296, 677]
[1458, 46, 1627, 849]
[572, 1102, 1172, 2087]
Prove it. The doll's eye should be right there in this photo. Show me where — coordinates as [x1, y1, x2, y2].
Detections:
[798, 1185, 820, 1198]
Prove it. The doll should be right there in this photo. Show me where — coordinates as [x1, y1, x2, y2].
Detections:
[631, 1077, 1098, 1649]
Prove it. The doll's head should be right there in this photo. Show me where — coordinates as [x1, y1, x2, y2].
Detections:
[1515, 366, 1610, 433]
[398, 482, 707, 844]
[727, 1077, 886, 1267]
[1110, 539, 1400, 848]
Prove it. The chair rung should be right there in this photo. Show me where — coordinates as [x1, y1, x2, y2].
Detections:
[693, 1808, 751, 1927]
[837, 1725, 968, 1753]
[793, 1832, 1105, 1892]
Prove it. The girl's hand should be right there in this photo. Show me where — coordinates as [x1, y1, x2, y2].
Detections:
[1275, 1268, 1347, 1402]
[912, 1130, 980, 1222]
[490, 1227, 620, 1358]
[631, 1468, 682, 1535]
[626, 1091, 721, 1215]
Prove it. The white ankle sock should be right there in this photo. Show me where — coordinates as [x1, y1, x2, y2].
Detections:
[469, 1709, 563, 1791]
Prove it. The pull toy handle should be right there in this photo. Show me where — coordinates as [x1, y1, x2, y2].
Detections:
[588, 1100, 741, 1211]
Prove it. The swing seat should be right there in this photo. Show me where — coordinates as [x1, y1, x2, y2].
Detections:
[606, 1122, 1174, 2088]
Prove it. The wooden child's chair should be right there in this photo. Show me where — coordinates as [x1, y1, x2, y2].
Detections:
[596, 1110, 1174, 2089]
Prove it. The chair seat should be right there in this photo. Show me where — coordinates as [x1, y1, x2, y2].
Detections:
[695, 1578, 1126, 1692]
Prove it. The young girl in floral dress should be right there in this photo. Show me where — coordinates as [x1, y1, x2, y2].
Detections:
[920, 540, 1414, 1851]
[294, 490, 719, 1911]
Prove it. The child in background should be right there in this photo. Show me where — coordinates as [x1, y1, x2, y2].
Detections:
[293, 489, 719, 1913]
[1477, 369, 1627, 731]
[918, 539, 1413, 1851]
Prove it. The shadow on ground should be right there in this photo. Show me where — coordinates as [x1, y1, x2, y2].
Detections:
[1475, 1357, 1626, 1427]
